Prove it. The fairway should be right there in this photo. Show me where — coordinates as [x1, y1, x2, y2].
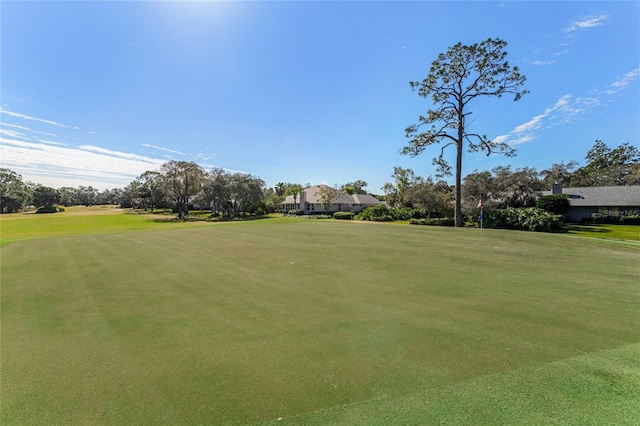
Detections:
[1, 213, 639, 425]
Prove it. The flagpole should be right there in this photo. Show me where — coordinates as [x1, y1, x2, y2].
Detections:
[477, 198, 483, 237]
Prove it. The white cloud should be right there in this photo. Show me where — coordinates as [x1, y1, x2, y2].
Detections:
[513, 113, 546, 133]
[0, 128, 31, 140]
[564, 14, 610, 32]
[611, 67, 640, 89]
[0, 108, 73, 128]
[38, 139, 65, 146]
[1, 121, 57, 137]
[0, 137, 166, 190]
[531, 60, 555, 66]
[141, 143, 186, 155]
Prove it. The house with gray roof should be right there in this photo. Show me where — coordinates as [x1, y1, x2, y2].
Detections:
[282, 185, 382, 214]
[541, 184, 640, 222]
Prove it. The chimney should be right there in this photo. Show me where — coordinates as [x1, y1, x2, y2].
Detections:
[552, 183, 563, 195]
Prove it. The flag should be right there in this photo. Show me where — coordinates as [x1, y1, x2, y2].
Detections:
[477, 199, 483, 209]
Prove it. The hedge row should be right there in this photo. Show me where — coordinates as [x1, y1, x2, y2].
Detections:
[589, 213, 640, 225]
[409, 218, 455, 226]
[485, 207, 565, 232]
[333, 211, 355, 220]
[619, 214, 640, 225]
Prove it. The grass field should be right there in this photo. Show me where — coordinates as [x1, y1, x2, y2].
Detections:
[1, 208, 639, 424]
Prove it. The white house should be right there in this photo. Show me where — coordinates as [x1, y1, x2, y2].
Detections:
[282, 185, 382, 214]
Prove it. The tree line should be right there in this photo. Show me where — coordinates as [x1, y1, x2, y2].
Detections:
[381, 140, 639, 220]
[1, 139, 637, 216]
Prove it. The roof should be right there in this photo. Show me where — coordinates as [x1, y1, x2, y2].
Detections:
[540, 186, 640, 207]
[283, 185, 381, 206]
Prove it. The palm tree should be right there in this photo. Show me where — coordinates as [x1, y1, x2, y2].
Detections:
[287, 185, 302, 210]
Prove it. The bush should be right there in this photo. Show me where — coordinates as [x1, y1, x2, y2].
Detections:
[255, 207, 265, 216]
[395, 207, 423, 220]
[536, 194, 570, 214]
[299, 214, 331, 219]
[590, 213, 620, 224]
[359, 205, 398, 221]
[36, 205, 65, 214]
[485, 207, 565, 232]
[619, 214, 640, 225]
[287, 209, 303, 216]
[409, 217, 455, 226]
[333, 211, 354, 220]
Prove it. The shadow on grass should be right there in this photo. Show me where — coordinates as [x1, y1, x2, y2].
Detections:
[566, 224, 612, 234]
[144, 215, 272, 224]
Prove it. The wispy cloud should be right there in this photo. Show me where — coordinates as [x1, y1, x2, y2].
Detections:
[141, 143, 186, 156]
[531, 60, 555, 66]
[564, 14, 610, 32]
[0, 128, 31, 140]
[1, 137, 167, 189]
[38, 139, 65, 146]
[496, 95, 571, 145]
[1, 121, 57, 137]
[494, 64, 638, 147]
[601, 67, 640, 94]
[0, 108, 73, 128]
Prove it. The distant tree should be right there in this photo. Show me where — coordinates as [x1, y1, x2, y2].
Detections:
[570, 141, 640, 186]
[341, 180, 368, 194]
[381, 167, 416, 208]
[406, 177, 452, 218]
[317, 185, 339, 214]
[32, 185, 61, 208]
[160, 160, 205, 218]
[403, 38, 528, 226]
[0, 168, 31, 213]
[57, 187, 78, 206]
[76, 186, 99, 206]
[540, 161, 579, 187]
[493, 166, 542, 208]
[341, 186, 356, 195]
[136, 171, 165, 211]
[462, 170, 496, 220]
[200, 168, 230, 216]
[227, 172, 265, 216]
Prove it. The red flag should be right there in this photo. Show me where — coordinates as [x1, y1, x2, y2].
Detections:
[477, 199, 483, 209]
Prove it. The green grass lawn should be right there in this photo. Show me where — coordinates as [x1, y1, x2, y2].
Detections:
[566, 223, 640, 242]
[1, 209, 639, 424]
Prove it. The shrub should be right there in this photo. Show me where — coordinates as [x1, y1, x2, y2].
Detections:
[359, 205, 397, 221]
[409, 217, 455, 226]
[333, 211, 354, 220]
[395, 207, 422, 220]
[373, 215, 394, 222]
[36, 205, 65, 214]
[536, 194, 570, 214]
[299, 214, 331, 219]
[255, 207, 265, 216]
[287, 209, 303, 216]
[619, 214, 640, 225]
[590, 213, 620, 224]
[485, 207, 565, 232]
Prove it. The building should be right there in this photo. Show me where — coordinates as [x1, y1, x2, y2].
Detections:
[282, 185, 382, 214]
[541, 184, 640, 222]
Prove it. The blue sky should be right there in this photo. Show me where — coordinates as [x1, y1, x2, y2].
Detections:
[1, 1, 638, 192]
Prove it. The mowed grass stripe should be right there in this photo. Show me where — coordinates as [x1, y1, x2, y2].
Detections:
[263, 343, 640, 425]
[1, 220, 638, 424]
